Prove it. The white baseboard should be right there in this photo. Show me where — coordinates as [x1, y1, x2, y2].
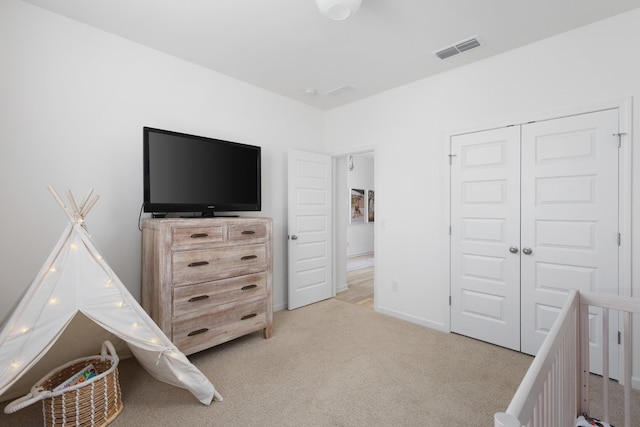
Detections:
[376, 305, 447, 333]
[273, 302, 287, 312]
[347, 251, 374, 258]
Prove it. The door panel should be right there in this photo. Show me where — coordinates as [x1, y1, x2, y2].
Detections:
[450, 126, 521, 351]
[520, 109, 619, 377]
[450, 109, 620, 378]
[287, 150, 333, 310]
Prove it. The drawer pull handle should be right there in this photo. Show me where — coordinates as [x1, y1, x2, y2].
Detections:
[241, 284, 258, 291]
[241, 255, 258, 261]
[241, 313, 257, 320]
[241, 230, 256, 235]
[188, 295, 210, 302]
[190, 233, 209, 238]
[187, 328, 209, 337]
[188, 261, 209, 267]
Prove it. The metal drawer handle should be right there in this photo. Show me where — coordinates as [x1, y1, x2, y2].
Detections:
[241, 284, 258, 291]
[188, 261, 209, 267]
[190, 233, 209, 238]
[188, 295, 210, 302]
[187, 328, 209, 337]
[241, 230, 256, 235]
[241, 255, 258, 261]
[241, 313, 257, 320]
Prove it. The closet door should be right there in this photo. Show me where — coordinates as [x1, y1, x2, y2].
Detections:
[520, 109, 619, 376]
[450, 126, 521, 351]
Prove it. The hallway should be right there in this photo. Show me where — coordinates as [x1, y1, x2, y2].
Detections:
[335, 254, 374, 310]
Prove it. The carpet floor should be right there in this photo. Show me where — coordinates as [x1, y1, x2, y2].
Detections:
[2, 298, 632, 426]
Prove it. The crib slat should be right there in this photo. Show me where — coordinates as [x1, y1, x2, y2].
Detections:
[579, 303, 590, 416]
[602, 307, 609, 423]
[623, 311, 631, 427]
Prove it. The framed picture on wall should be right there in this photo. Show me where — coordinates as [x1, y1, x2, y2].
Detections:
[367, 190, 375, 223]
[350, 188, 365, 223]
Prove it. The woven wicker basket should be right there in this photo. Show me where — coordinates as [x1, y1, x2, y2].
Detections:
[5, 341, 123, 427]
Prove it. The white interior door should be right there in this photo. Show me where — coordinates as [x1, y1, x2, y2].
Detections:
[287, 150, 333, 310]
[450, 126, 522, 351]
[520, 109, 619, 377]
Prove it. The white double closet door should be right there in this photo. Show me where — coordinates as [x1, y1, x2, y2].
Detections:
[450, 109, 620, 377]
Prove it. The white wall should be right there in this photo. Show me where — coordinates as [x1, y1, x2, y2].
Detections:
[0, 0, 323, 318]
[324, 9, 640, 382]
[347, 154, 374, 257]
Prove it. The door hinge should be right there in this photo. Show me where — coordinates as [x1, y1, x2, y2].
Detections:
[449, 296, 452, 306]
[613, 132, 627, 148]
[618, 331, 622, 345]
[449, 225, 452, 235]
[448, 154, 457, 165]
[618, 233, 621, 246]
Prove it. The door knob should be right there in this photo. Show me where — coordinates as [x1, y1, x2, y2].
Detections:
[522, 247, 533, 255]
[290, 235, 298, 240]
[509, 246, 519, 254]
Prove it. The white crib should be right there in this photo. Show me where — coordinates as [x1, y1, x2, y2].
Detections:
[494, 289, 639, 427]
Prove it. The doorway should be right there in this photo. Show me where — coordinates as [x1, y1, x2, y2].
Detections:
[333, 151, 375, 310]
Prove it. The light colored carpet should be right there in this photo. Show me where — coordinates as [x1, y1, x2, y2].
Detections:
[1, 298, 633, 426]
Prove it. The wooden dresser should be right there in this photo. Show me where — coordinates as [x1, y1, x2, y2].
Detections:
[141, 217, 273, 355]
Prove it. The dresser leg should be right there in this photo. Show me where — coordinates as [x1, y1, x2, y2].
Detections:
[263, 325, 273, 339]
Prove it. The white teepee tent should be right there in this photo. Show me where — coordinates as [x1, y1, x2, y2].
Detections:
[0, 187, 222, 408]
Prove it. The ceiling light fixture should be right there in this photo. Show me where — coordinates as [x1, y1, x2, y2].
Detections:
[314, 0, 362, 21]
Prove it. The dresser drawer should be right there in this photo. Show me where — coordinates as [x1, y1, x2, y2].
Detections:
[173, 272, 267, 318]
[228, 222, 268, 242]
[172, 225, 225, 250]
[172, 243, 267, 285]
[172, 299, 267, 351]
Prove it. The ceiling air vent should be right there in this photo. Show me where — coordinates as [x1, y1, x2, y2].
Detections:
[434, 35, 481, 60]
[435, 46, 459, 60]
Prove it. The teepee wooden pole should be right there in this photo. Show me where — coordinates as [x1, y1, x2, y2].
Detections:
[78, 188, 94, 213]
[48, 185, 74, 222]
[80, 195, 100, 218]
[65, 189, 81, 217]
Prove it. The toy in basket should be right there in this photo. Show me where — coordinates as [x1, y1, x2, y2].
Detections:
[5, 341, 123, 427]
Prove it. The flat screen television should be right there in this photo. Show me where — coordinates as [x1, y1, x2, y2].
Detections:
[143, 127, 261, 216]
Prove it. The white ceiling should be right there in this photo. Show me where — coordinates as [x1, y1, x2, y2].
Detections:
[21, 0, 640, 110]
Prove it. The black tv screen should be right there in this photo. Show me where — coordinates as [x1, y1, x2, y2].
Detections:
[143, 127, 261, 215]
